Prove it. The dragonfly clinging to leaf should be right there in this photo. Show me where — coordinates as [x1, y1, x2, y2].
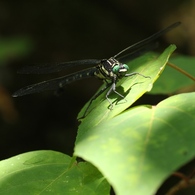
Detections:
[13, 22, 181, 117]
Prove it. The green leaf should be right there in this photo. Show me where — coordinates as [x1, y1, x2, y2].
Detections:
[150, 55, 195, 94]
[74, 92, 195, 195]
[0, 151, 110, 195]
[77, 45, 176, 135]
[0, 37, 33, 63]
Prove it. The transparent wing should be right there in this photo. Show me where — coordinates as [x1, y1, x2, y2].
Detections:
[13, 67, 97, 97]
[18, 59, 101, 74]
[114, 22, 181, 58]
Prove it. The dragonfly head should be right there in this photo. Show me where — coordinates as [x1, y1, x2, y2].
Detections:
[112, 63, 129, 76]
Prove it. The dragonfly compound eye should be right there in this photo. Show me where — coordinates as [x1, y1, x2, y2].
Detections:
[121, 64, 129, 72]
[112, 64, 120, 73]
[112, 64, 129, 74]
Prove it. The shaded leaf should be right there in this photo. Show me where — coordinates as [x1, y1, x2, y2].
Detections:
[150, 55, 195, 94]
[0, 37, 33, 63]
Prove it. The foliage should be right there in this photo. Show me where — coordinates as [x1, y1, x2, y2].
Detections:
[1, 45, 195, 194]
[0, 37, 33, 63]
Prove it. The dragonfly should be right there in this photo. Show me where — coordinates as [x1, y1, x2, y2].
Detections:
[13, 22, 180, 117]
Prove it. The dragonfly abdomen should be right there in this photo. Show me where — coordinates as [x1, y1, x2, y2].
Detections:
[59, 67, 96, 87]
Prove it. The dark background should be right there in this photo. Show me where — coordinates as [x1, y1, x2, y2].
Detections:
[0, 0, 194, 160]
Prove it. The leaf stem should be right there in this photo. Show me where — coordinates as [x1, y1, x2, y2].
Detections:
[167, 62, 195, 82]
[68, 155, 77, 169]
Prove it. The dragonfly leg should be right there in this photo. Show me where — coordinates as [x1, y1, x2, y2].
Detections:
[125, 72, 151, 78]
[82, 82, 112, 117]
[106, 81, 126, 110]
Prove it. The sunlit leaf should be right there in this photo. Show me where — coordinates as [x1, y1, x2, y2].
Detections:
[75, 92, 195, 195]
[77, 45, 176, 133]
[0, 151, 110, 195]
